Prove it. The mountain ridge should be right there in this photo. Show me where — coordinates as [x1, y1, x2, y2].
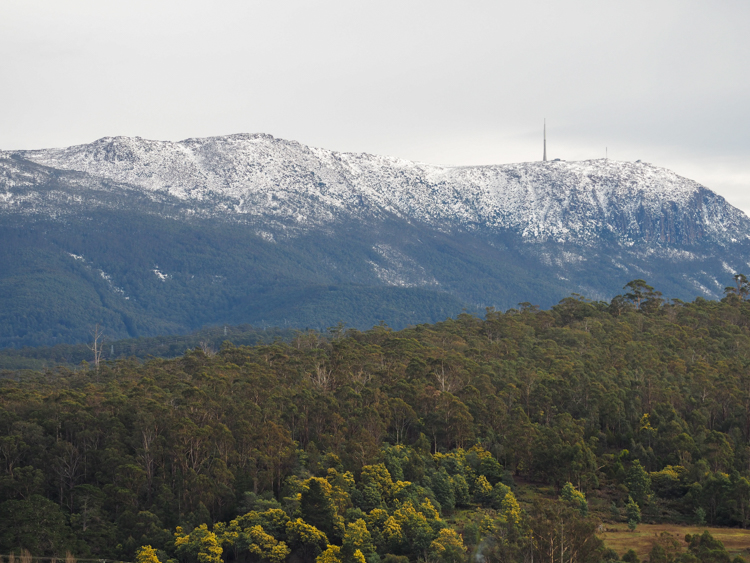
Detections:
[1, 133, 749, 347]
[7, 133, 748, 245]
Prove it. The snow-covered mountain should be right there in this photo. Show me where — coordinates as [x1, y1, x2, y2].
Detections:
[7, 133, 748, 245]
[1, 133, 749, 348]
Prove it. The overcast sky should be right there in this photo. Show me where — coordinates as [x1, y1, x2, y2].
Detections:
[2, 1, 749, 211]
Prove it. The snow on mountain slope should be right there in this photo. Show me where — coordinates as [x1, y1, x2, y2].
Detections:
[11, 133, 750, 245]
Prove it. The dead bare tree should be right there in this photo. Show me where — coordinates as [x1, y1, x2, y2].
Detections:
[87, 324, 105, 371]
[311, 361, 333, 391]
[199, 341, 217, 356]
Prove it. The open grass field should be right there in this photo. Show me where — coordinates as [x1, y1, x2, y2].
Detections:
[599, 523, 750, 559]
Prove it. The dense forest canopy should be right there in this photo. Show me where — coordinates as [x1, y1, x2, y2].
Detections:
[2, 278, 750, 563]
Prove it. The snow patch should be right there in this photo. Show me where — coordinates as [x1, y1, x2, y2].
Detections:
[368, 244, 439, 288]
[722, 261, 737, 275]
[686, 277, 715, 297]
[153, 267, 171, 281]
[99, 270, 126, 295]
[256, 231, 275, 242]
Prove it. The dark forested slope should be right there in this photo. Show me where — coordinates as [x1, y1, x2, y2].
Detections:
[2, 281, 750, 563]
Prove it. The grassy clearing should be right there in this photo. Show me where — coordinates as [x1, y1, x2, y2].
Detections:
[599, 523, 750, 559]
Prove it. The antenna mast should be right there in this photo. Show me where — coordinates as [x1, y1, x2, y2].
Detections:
[543, 119, 547, 162]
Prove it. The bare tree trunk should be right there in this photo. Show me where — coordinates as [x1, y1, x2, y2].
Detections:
[88, 324, 105, 371]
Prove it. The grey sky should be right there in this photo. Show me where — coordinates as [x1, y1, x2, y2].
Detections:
[2, 1, 749, 211]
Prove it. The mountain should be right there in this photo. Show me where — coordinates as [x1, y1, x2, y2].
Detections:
[1, 133, 749, 348]
[11, 133, 749, 244]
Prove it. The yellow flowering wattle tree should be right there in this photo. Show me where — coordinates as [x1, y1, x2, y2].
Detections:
[286, 518, 329, 559]
[428, 529, 466, 563]
[174, 524, 223, 563]
[136, 545, 161, 563]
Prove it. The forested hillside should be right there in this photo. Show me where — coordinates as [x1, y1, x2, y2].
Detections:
[2, 279, 750, 563]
